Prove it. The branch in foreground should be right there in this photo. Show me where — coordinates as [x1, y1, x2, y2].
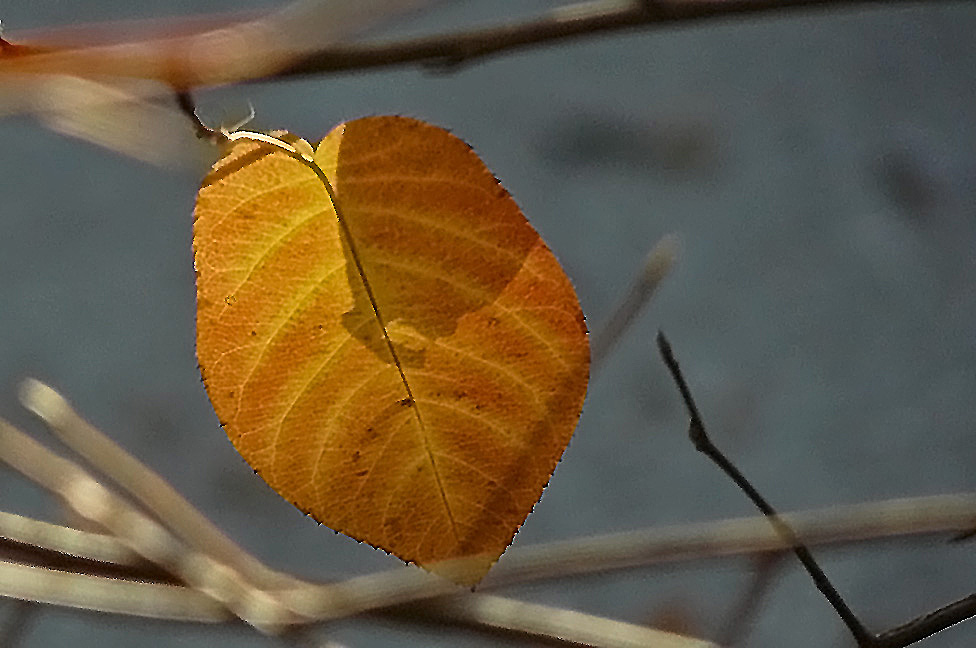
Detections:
[1, 387, 710, 648]
[6, 493, 976, 622]
[5, 380, 976, 646]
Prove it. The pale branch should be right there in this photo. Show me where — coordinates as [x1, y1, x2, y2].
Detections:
[6, 381, 976, 647]
[0, 559, 229, 622]
[1, 387, 713, 647]
[19, 378, 297, 591]
[388, 594, 717, 648]
[5, 493, 976, 620]
[590, 233, 678, 372]
[0, 416, 297, 633]
[0, 510, 143, 566]
[272, 0, 950, 81]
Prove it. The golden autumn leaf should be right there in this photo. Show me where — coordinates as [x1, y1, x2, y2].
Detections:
[193, 117, 589, 584]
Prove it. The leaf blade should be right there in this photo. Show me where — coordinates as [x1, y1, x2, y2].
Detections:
[194, 117, 589, 584]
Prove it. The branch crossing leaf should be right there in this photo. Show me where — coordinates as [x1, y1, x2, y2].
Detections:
[193, 116, 589, 584]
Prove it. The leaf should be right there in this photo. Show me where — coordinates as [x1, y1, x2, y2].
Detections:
[193, 117, 589, 584]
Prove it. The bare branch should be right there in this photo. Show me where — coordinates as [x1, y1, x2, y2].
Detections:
[0, 559, 229, 622]
[0, 416, 295, 632]
[0, 510, 142, 566]
[275, 0, 944, 80]
[394, 593, 717, 648]
[19, 379, 296, 591]
[874, 595, 976, 648]
[0, 0, 952, 89]
[656, 332, 872, 644]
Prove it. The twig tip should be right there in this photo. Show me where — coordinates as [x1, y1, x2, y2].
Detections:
[17, 378, 67, 422]
[642, 234, 679, 285]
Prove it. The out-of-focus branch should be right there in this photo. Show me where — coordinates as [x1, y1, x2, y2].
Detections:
[279, 0, 944, 79]
[5, 381, 976, 646]
[590, 234, 678, 372]
[19, 379, 295, 591]
[6, 493, 976, 619]
[390, 594, 717, 648]
[0, 0, 955, 88]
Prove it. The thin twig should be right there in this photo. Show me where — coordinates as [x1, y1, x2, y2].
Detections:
[5, 493, 976, 622]
[655, 331, 873, 645]
[590, 234, 678, 372]
[0, 559, 230, 622]
[873, 594, 976, 648]
[7, 382, 976, 646]
[175, 91, 227, 143]
[0, 416, 297, 633]
[19, 379, 295, 591]
[0, 510, 143, 566]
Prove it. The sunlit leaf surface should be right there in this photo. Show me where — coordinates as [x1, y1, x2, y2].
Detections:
[194, 117, 589, 583]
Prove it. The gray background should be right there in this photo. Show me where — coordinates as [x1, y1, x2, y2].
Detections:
[1, 0, 975, 646]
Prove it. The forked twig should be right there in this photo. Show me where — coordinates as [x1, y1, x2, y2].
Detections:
[656, 332, 873, 644]
[656, 331, 976, 647]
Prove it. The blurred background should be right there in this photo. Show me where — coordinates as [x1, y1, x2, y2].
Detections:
[1, 0, 975, 646]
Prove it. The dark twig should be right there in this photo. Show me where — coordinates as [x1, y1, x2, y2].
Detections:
[655, 332, 873, 646]
[0, 0, 953, 89]
[275, 0, 947, 80]
[873, 594, 976, 648]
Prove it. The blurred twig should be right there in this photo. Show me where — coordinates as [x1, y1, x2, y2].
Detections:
[590, 234, 677, 371]
[0, 0, 954, 89]
[0, 381, 712, 647]
[390, 594, 716, 648]
[19, 379, 296, 591]
[4, 380, 976, 646]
